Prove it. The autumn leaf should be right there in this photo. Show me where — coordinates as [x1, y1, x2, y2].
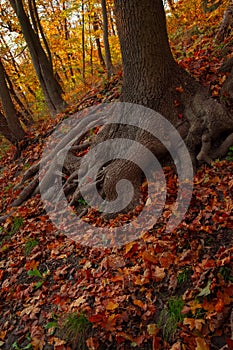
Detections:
[142, 251, 158, 265]
[31, 336, 45, 350]
[147, 324, 159, 336]
[133, 299, 144, 309]
[153, 266, 166, 281]
[198, 280, 212, 297]
[104, 300, 119, 311]
[195, 337, 210, 350]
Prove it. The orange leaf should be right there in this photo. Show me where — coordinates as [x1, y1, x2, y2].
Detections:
[105, 300, 119, 311]
[215, 298, 224, 312]
[25, 260, 39, 271]
[133, 299, 144, 309]
[125, 241, 138, 255]
[142, 251, 158, 265]
[0, 270, 4, 281]
[175, 86, 184, 93]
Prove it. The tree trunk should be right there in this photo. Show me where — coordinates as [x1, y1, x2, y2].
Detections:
[114, 0, 199, 118]
[93, 14, 106, 68]
[0, 112, 18, 146]
[28, 0, 53, 68]
[81, 0, 86, 82]
[202, 0, 222, 13]
[63, 1, 76, 85]
[215, 1, 233, 43]
[4, 71, 34, 126]
[101, 0, 114, 79]
[0, 58, 26, 142]
[97, 0, 233, 199]
[9, 0, 67, 116]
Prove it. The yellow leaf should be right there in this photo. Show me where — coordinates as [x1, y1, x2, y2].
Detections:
[189, 300, 202, 314]
[147, 323, 158, 336]
[71, 295, 86, 308]
[170, 341, 182, 350]
[125, 241, 138, 255]
[195, 338, 210, 350]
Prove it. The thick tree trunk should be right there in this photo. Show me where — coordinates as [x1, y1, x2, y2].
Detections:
[96, 0, 233, 200]
[114, 0, 197, 120]
[9, 0, 67, 116]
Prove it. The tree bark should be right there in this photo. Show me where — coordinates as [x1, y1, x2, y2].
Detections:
[0, 111, 18, 146]
[93, 14, 106, 68]
[215, 1, 233, 43]
[101, 0, 114, 79]
[114, 0, 197, 119]
[9, 0, 67, 116]
[81, 0, 86, 82]
[0, 58, 26, 142]
[4, 71, 34, 126]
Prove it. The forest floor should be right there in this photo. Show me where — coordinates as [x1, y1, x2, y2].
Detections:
[0, 20, 233, 350]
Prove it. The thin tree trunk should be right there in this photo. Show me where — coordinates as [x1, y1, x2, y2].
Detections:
[5, 73, 34, 126]
[93, 14, 105, 68]
[108, 4, 117, 36]
[88, 2, 94, 76]
[63, 1, 76, 84]
[29, 0, 53, 68]
[0, 111, 18, 146]
[81, 0, 86, 82]
[215, 1, 233, 43]
[9, 0, 67, 116]
[0, 35, 37, 106]
[101, 0, 114, 79]
[0, 58, 26, 141]
[202, 0, 222, 13]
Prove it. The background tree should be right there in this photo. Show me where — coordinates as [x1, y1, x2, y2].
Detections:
[9, 0, 67, 116]
[101, 0, 114, 78]
[0, 58, 26, 148]
[93, 12, 106, 68]
[215, 0, 233, 42]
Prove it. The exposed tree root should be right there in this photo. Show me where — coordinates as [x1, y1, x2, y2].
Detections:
[5, 80, 233, 220]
